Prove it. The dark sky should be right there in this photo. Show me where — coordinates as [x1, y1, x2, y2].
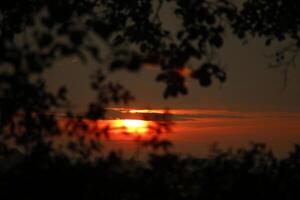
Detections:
[44, 0, 300, 113]
[44, 34, 300, 112]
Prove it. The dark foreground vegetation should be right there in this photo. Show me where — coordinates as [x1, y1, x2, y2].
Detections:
[1, 143, 300, 200]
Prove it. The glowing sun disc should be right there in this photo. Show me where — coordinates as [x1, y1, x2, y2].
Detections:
[122, 119, 147, 128]
[113, 119, 149, 135]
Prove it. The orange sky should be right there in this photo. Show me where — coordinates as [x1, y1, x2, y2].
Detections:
[82, 108, 300, 157]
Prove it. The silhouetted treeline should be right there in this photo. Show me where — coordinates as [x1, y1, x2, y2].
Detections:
[1, 143, 300, 200]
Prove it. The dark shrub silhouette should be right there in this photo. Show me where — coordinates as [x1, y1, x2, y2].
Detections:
[1, 143, 300, 200]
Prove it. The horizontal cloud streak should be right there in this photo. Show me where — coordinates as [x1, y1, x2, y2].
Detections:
[106, 108, 300, 121]
[106, 108, 247, 121]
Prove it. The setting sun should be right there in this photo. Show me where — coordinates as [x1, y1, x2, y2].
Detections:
[122, 119, 146, 128]
[112, 119, 150, 135]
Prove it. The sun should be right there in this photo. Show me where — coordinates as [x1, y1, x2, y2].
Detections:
[122, 119, 145, 128]
[122, 119, 149, 134]
[111, 119, 149, 135]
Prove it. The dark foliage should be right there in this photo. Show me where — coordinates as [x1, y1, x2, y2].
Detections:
[231, 0, 300, 84]
[1, 144, 300, 200]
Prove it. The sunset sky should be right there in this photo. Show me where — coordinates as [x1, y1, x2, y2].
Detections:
[97, 108, 300, 157]
[43, 0, 300, 156]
